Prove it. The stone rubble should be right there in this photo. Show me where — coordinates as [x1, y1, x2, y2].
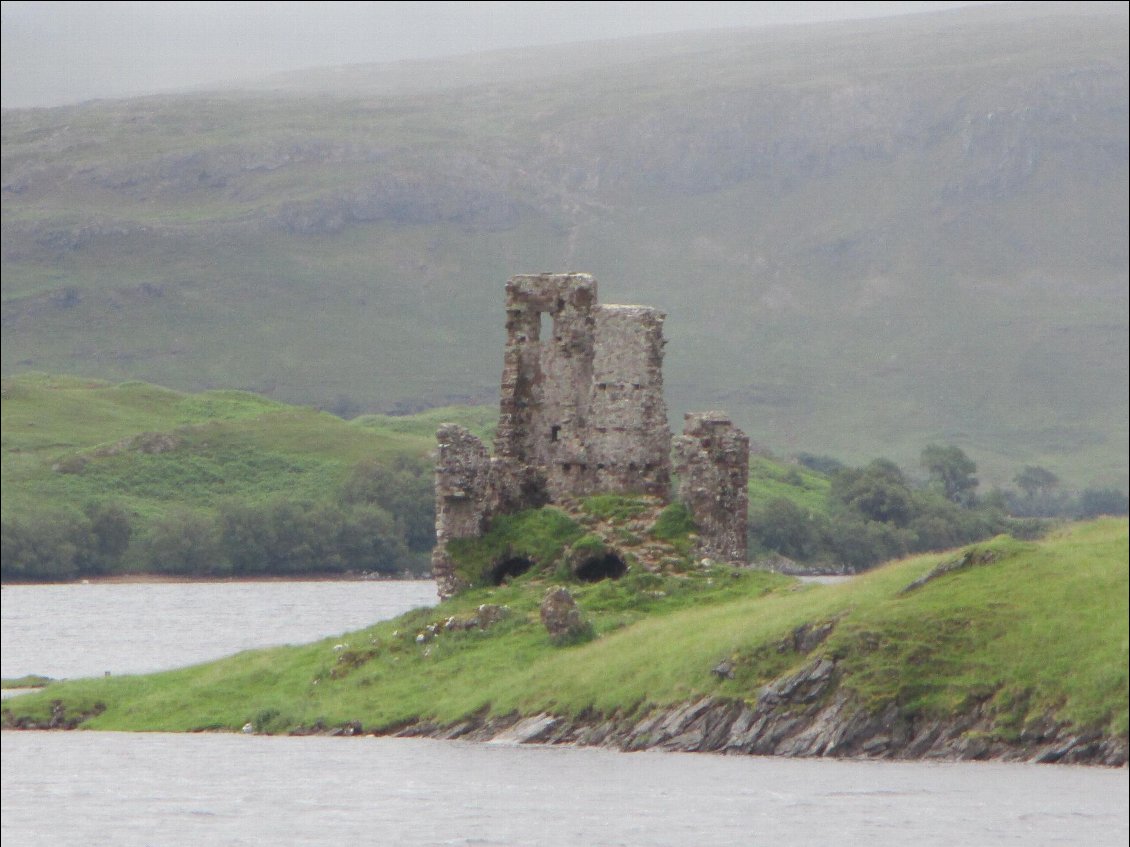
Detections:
[539, 586, 589, 642]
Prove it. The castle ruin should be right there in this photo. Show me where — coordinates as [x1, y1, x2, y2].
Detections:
[432, 273, 748, 598]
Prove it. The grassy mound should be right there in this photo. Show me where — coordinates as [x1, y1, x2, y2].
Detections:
[0, 373, 494, 578]
[4, 519, 1125, 745]
[2, 372, 493, 518]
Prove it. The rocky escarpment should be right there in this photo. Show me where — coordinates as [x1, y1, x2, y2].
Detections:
[11, 652, 1125, 765]
[386, 654, 1128, 767]
[375, 565, 1128, 766]
[4, 698, 105, 730]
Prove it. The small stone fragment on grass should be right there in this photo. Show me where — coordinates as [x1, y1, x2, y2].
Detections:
[540, 586, 590, 643]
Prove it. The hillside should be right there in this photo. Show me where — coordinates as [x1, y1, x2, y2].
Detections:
[4, 519, 1126, 765]
[0, 373, 496, 579]
[3, 374, 872, 580]
[2, 3, 1127, 488]
[10, 373, 1073, 581]
[0, 375, 779, 578]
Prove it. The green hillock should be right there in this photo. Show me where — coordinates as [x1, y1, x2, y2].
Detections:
[446, 508, 587, 588]
[0, 373, 493, 579]
[3, 372, 1122, 582]
[0, 372, 849, 580]
[4, 519, 1125, 755]
[746, 456, 833, 515]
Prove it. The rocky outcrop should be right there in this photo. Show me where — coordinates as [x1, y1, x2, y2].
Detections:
[8, 661, 1123, 765]
[539, 586, 590, 643]
[898, 548, 1000, 594]
[3, 699, 105, 730]
[379, 655, 1128, 766]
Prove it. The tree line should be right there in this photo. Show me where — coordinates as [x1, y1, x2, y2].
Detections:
[750, 445, 1128, 571]
[3, 442, 1126, 581]
[1, 456, 435, 581]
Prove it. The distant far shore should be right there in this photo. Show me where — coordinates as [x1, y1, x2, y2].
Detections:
[1, 572, 432, 586]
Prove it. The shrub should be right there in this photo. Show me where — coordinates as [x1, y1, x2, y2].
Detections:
[141, 508, 227, 576]
[1078, 488, 1129, 518]
[920, 444, 979, 506]
[749, 498, 819, 560]
[0, 502, 134, 581]
[1, 510, 86, 581]
[580, 494, 648, 522]
[820, 516, 914, 572]
[340, 455, 434, 551]
[447, 507, 585, 588]
[81, 501, 132, 574]
[830, 459, 915, 526]
[650, 502, 696, 541]
[795, 453, 845, 476]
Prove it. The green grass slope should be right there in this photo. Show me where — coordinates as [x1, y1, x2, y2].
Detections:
[0, 372, 809, 519]
[4, 372, 859, 579]
[2, 3, 1126, 489]
[5, 519, 1124, 752]
[1, 374, 499, 579]
[1, 372, 430, 521]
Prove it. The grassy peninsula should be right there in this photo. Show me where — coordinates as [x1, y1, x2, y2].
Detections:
[4, 518, 1125, 763]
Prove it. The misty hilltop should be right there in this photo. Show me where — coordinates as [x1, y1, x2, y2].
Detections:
[2, 2, 1127, 487]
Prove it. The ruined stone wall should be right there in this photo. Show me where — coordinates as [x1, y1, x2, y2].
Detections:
[586, 305, 670, 497]
[491, 273, 669, 503]
[673, 412, 750, 564]
[431, 423, 495, 598]
[432, 273, 746, 598]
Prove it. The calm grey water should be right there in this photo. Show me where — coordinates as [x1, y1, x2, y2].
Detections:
[0, 580, 438, 679]
[2, 581, 1127, 847]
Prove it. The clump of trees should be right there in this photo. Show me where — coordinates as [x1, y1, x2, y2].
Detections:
[1002, 465, 1128, 519]
[4, 440, 1126, 582]
[750, 445, 1127, 572]
[1, 501, 133, 581]
[1, 455, 435, 581]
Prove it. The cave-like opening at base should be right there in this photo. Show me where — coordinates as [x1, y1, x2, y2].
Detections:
[574, 552, 627, 583]
[489, 555, 534, 585]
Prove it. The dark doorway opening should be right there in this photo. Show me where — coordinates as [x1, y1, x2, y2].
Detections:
[573, 552, 627, 583]
[490, 555, 534, 585]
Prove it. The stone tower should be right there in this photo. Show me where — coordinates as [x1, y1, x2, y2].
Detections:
[431, 273, 747, 598]
[493, 273, 671, 508]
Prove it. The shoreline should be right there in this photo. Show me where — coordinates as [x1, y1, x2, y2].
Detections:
[5, 522, 1124, 769]
[7, 640, 1123, 767]
[374, 656, 1129, 768]
[0, 573, 434, 587]
[8, 694, 1125, 768]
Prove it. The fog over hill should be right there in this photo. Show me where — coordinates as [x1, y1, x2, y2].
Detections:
[2, 2, 1127, 488]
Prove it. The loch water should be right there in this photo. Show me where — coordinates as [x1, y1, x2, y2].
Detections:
[2, 580, 1127, 846]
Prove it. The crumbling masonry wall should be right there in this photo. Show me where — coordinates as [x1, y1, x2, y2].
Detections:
[432, 273, 747, 598]
[672, 412, 750, 564]
[493, 274, 671, 505]
[431, 424, 496, 597]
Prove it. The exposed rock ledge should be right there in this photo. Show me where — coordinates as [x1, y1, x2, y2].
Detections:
[8, 656, 1124, 766]
[384, 656, 1128, 767]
